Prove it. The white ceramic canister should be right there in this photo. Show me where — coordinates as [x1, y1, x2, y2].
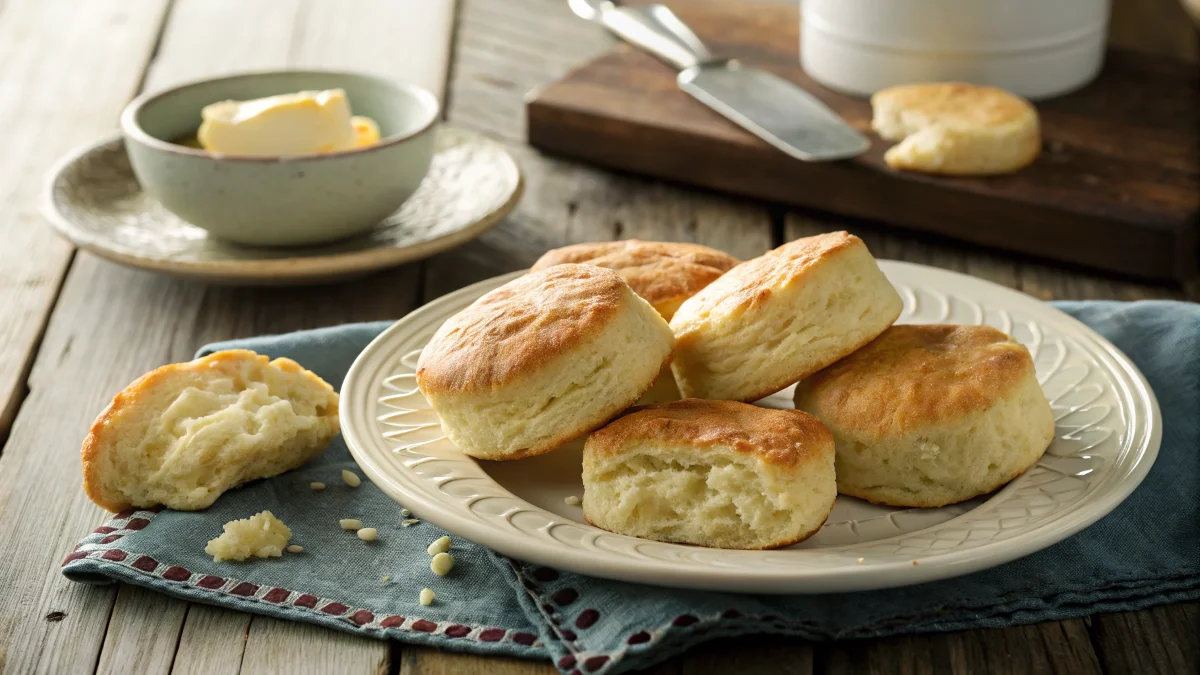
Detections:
[800, 0, 1111, 99]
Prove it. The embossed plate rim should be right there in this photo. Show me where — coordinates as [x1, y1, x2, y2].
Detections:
[41, 128, 522, 285]
[341, 262, 1161, 593]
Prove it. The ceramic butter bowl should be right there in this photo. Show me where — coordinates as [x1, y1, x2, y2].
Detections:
[121, 70, 439, 246]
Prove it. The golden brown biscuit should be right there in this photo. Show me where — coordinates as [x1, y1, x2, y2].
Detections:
[670, 232, 902, 402]
[795, 324, 1056, 507]
[583, 399, 836, 549]
[531, 240, 739, 321]
[82, 350, 339, 512]
[417, 264, 674, 460]
[871, 82, 1041, 175]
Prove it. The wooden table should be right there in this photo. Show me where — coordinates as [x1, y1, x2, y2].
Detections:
[0, 0, 1196, 673]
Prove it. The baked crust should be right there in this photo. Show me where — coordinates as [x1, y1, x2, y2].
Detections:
[531, 240, 739, 320]
[81, 349, 338, 512]
[586, 399, 832, 468]
[416, 264, 627, 394]
[872, 83, 1037, 136]
[871, 82, 1041, 175]
[670, 231, 861, 337]
[796, 324, 1035, 441]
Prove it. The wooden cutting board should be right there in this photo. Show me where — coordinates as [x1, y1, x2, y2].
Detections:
[527, 0, 1200, 281]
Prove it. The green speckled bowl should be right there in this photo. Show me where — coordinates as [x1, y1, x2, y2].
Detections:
[120, 70, 439, 246]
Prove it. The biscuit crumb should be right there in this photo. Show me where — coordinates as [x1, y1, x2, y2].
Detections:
[401, 519, 420, 528]
[564, 495, 581, 506]
[431, 552, 455, 576]
[400, 508, 411, 517]
[357, 527, 378, 542]
[912, 560, 919, 566]
[286, 545, 304, 553]
[857, 557, 865, 564]
[310, 482, 326, 491]
[339, 518, 363, 530]
[205, 511, 291, 562]
[427, 536, 451, 556]
[419, 588, 435, 606]
[382, 575, 391, 583]
[342, 470, 361, 487]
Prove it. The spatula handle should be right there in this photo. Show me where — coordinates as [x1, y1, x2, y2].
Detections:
[599, 4, 719, 71]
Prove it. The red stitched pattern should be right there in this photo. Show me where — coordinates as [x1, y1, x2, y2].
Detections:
[63, 544, 539, 649]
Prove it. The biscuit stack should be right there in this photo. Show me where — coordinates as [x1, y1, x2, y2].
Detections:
[417, 233, 1055, 550]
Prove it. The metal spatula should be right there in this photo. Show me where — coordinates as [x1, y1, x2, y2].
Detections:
[569, 0, 869, 161]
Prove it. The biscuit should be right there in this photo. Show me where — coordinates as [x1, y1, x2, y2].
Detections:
[531, 240, 739, 321]
[582, 399, 835, 550]
[872, 82, 1041, 175]
[669, 232, 902, 402]
[417, 264, 674, 460]
[795, 324, 1055, 507]
[82, 350, 339, 512]
[534, 240, 738, 405]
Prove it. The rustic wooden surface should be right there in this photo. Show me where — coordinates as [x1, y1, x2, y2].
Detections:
[527, 0, 1200, 282]
[0, 0, 1195, 673]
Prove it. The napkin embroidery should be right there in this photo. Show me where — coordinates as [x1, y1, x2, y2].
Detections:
[63, 506, 544, 649]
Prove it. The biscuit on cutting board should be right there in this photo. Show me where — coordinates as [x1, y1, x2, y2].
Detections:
[871, 82, 1041, 175]
[82, 349, 339, 512]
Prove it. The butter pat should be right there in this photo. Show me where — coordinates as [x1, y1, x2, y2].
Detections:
[205, 511, 291, 562]
[197, 89, 381, 157]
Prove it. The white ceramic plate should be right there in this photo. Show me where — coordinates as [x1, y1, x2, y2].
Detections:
[43, 127, 521, 286]
[341, 262, 1160, 593]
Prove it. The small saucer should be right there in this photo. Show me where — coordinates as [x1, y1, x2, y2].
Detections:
[43, 127, 522, 285]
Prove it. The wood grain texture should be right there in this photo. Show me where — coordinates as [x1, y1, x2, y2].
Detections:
[0, 3, 171, 668]
[239, 616, 389, 675]
[0, 1, 442, 668]
[95, 585, 188, 675]
[820, 621, 1102, 675]
[170, 605, 250, 675]
[446, 0, 613, 141]
[0, 0, 169, 444]
[1, 0, 1196, 673]
[527, 0, 1200, 281]
[1090, 603, 1200, 675]
[681, 638, 814, 675]
[399, 648, 554, 675]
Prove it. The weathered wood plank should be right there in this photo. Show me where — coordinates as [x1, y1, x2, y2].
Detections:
[681, 637, 814, 675]
[446, 0, 612, 141]
[0, 0, 170, 444]
[1090, 602, 1200, 675]
[95, 585, 188, 675]
[820, 620, 1101, 675]
[0, 2, 172, 669]
[57, 1, 454, 672]
[399, 647, 554, 675]
[238, 616, 389, 674]
[288, 0, 455, 99]
[170, 605, 251, 675]
[786, 213, 1195, 303]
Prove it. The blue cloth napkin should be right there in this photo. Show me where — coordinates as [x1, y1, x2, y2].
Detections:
[63, 301, 1200, 675]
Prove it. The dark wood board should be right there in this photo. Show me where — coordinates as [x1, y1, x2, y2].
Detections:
[526, 0, 1200, 281]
